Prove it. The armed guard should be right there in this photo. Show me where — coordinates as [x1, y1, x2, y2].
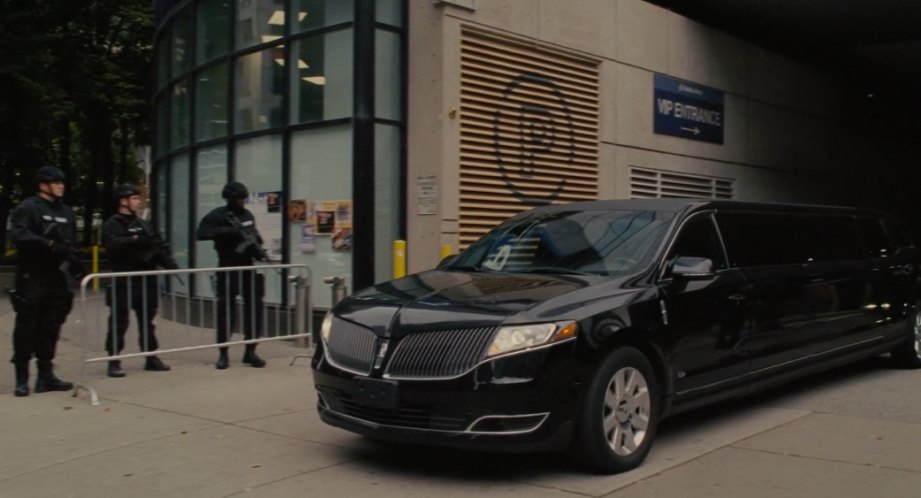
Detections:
[8, 166, 86, 397]
[196, 181, 268, 370]
[102, 184, 177, 378]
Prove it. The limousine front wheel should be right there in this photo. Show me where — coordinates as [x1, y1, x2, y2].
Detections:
[573, 347, 660, 474]
[891, 309, 921, 369]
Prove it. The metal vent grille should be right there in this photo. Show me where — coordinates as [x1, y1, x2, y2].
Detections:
[459, 27, 600, 248]
[385, 326, 498, 379]
[325, 316, 377, 375]
[630, 167, 734, 199]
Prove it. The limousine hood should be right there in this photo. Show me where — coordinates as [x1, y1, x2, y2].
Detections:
[333, 269, 643, 338]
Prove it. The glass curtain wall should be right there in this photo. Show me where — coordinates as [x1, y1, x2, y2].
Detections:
[152, 0, 404, 309]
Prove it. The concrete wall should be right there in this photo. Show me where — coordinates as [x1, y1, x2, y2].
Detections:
[407, 0, 852, 271]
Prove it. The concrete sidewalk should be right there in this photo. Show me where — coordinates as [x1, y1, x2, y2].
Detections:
[2, 294, 921, 497]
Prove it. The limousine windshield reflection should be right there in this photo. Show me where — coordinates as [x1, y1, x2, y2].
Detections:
[311, 199, 921, 474]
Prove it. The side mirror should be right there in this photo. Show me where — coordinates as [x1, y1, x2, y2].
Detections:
[436, 253, 460, 270]
[671, 256, 715, 280]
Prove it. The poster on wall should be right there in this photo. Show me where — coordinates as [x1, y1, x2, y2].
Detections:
[247, 191, 283, 262]
[316, 200, 337, 234]
[332, 200, 352, 252]
[288, 199, 307, 221]
[300, 223, 316, 254]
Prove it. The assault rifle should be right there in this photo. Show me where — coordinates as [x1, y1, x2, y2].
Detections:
[129, 218, 179, 270]
[42, 221, 88, 280]
[128, 218, 185, 286]
[226, 213, 268, 261]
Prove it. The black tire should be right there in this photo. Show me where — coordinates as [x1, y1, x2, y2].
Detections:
[891, 308, 921, 369]
[572, 347, 660, 474]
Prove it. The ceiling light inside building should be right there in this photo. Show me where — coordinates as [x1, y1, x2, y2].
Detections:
[268, 10, 285, 25]
[298, 12, 307, 22]
[302, 76, 326, 85]
[298, 59, 310, 69]
[262, 35, 282, 44]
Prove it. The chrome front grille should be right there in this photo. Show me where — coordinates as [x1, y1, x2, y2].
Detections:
[325, 317, 377, 375]
[385, 326, 497, 379]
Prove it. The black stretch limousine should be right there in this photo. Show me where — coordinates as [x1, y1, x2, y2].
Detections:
[312, 199, 921, 473]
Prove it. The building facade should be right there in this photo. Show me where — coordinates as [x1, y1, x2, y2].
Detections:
[154, 0, 864, 308]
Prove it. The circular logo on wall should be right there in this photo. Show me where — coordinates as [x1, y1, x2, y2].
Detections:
[492, 73, 575, 205]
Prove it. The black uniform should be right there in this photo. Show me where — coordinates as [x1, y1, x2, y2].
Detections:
[8, 196, 79, 377]
[196, 205, 266, 348]
[102, 213, 177, 357]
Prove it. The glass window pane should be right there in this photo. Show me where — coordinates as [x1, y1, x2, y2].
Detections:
[170, 80, 190, 149]
[291, 30, 353, 124]
[157, 27, 171, 89]
[156, 96, 169, 156]
[375, 125, 400, 283]
[234, 135, 284, 303]
[292, 0, 353, 33]
[236, 0, 286, 50]
[197, 0, 231, 63]
[172, 8, 193, 76]
[375, 30, 401, 121]
[170, 154, 190, 294]
[235, 46, 285, 133]
[196, 63, 229, 142]
[375, 0, 402, 27]
[195, 146, 228, 296]
[289, 126, 352, 308]
[155, 161, 168, 234]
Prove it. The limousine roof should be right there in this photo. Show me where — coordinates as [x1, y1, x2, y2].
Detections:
[529, 198, 885, 217]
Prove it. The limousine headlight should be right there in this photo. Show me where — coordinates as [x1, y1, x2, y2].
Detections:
[320, 311, 333, 343]
[485, 321, 577, 359]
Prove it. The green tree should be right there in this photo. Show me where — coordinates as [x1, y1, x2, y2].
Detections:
[0, 0, 153, 252]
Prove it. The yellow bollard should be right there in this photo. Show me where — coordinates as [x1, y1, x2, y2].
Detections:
[92, 245, 99, 291]
[440, 244, 453, 261]
[393, 240, 406, 279]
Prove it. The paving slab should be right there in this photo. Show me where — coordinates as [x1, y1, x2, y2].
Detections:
[735, 412, 921, 473]
[0, 424, 351, 498]
[604, 445, 921, 498]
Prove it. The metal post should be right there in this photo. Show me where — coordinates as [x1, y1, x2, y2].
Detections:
[324, 276, 348, 306]
[291, 274, 310, 347]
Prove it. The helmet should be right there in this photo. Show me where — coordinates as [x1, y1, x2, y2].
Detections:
[221, 181, 249, 200]
[115, 183, 140, 200]
[35, 166, 65, 184]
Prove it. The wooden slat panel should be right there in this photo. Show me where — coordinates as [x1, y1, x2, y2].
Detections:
[458, 28, 600, 248]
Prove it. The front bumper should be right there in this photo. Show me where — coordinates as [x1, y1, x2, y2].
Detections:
[312, 343, 582, 452]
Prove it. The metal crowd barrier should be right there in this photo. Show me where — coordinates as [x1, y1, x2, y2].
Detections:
[74, 264, 311, 405]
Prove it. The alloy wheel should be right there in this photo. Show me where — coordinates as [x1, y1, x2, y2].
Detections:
[602, 366, 651, 456]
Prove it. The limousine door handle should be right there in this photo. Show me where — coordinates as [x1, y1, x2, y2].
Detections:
[727, 294, 746, 303]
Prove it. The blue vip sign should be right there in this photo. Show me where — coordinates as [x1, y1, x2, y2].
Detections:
[654, 74, 724, 144]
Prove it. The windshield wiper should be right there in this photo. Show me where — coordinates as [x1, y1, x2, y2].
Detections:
[511, 266, 597, 276]
[444, 265, 494, 272]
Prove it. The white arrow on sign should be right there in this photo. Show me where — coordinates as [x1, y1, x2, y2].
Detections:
[680, 126, 701, 135]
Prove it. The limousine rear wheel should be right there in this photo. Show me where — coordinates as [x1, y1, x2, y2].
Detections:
[891, 309, 921, 369]
[573, 347, 660, 474]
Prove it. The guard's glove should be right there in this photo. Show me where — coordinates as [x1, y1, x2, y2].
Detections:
[49, 240, 71, 258]
[132, 234, 153, 246]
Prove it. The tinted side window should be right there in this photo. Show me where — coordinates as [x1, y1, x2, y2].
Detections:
[856, 217, 890, 258]
[882, 219, 914, 250]
[716, 212, 862, 267]
[666, 214, 728, 272]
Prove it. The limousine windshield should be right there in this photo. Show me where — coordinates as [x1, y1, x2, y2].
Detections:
[447, 209, 676, 276]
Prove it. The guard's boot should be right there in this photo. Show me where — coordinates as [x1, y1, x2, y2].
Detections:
[107, 360, 126, 378]
[215, 348, 229, 370]
[14, 363, 30, 397]
[35, 361, 73, 393]
[144, 355, 171, 372]
[242, 345, 266, 368]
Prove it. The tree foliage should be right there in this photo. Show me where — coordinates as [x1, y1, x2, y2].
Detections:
[0, 0, 153, 249]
